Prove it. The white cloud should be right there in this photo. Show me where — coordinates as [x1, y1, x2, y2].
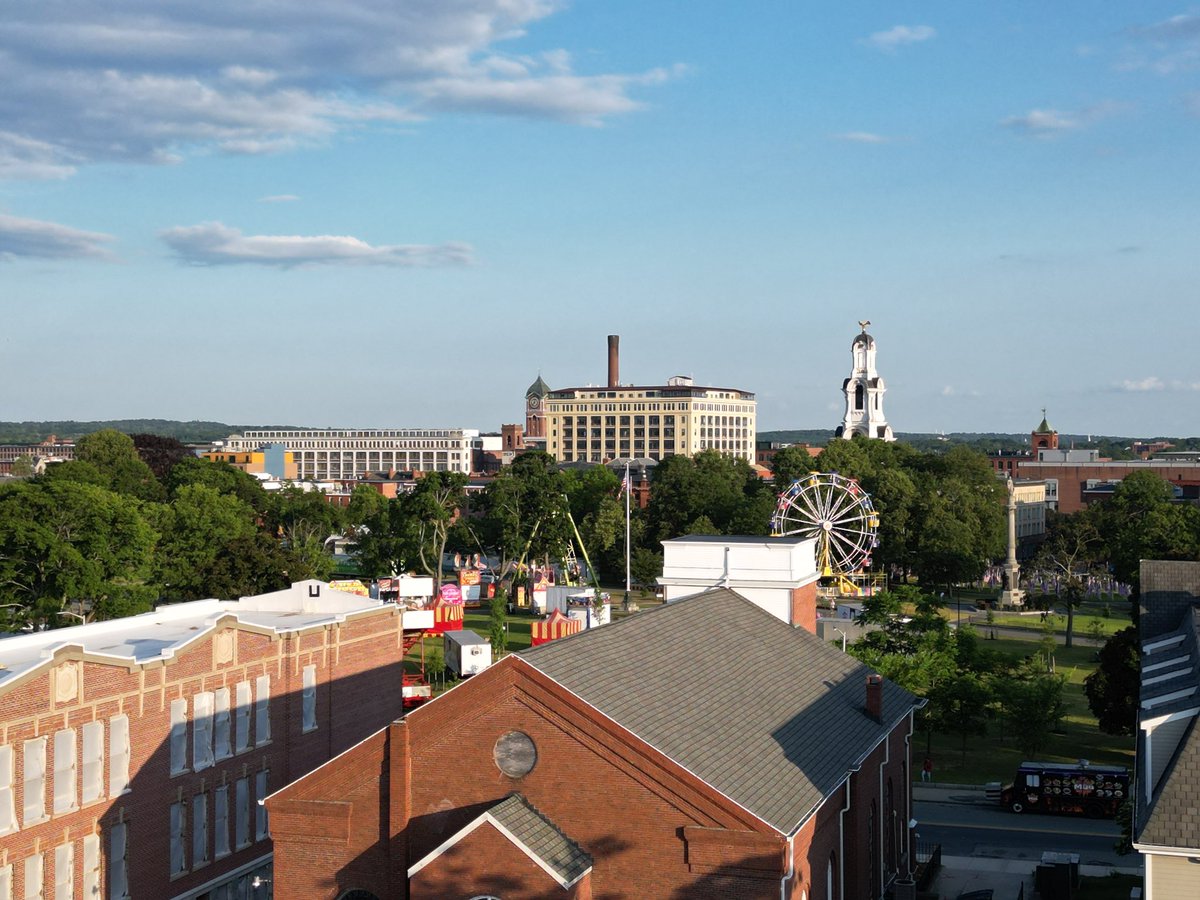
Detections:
[1120, 13, 1200, 74]
[160, 222, 473, 268]
[1000, 108, 1080, 136]
[941, 385, 980, 397]
[0, 2, 678, 180]
[831, 131, 892, 144]
[1118, 376, 1165, 392]
[0, 212, 114, 260]
[863, 25, 936, 51]
[258, 194, 300, 203]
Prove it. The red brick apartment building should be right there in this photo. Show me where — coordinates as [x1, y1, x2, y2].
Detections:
[268, 588, 922, 900]
[0, 580, 432, 899]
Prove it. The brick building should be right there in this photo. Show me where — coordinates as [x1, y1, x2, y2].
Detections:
[268, 588, 922, 899]
[0, 581, 432, 899]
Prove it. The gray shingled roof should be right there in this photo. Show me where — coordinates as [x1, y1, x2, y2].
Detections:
[519, 588, 919, 834]
[1139, 718, 1200, 851]
[488, 794, 592, 885]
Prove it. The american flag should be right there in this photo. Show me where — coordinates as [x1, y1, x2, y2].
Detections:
[620, 471, 632, 494]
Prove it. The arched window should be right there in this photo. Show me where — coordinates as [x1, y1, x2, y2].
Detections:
[869, 798, 879, 898]
[827, 853, 836, 900]
[887, 777, 896, 874]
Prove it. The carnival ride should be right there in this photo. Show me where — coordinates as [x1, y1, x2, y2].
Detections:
[770, 472, 880, 596]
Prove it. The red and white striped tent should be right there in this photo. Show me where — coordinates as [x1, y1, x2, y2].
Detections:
[530, 608, 583, 646]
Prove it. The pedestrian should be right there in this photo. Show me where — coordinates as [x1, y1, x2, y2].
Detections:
[921, 756, 933, 783]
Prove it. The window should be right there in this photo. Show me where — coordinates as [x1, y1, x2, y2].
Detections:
[23, 854, 42, 900]
[170, 800, 187, 876]
[255, 771, 269, 840]
[169, 698, 188, 775]
[23, 738, 47, 827]
[110, 822, 129, 900]
[302, 665, 317, 733]
[53, 843, 72, 900]
[0, 746, 15, 835]
[193, 692, 214, 771]
[235, 682, 252, 753]
[0, 864, 10, 900]
[52, 730, 76, 815]
[235, 778, 250, 849]
[214, 786, 231, 859]
[81, 722, 104, 805]
[109, 716, 130, 796]
[214, 688, 232, 761]
[254, 675, 271, 745]
[82, 836, 100, 900]
[193, 793, 209, 868]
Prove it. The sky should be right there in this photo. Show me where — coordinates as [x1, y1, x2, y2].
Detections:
[2, 2, 1198, 438]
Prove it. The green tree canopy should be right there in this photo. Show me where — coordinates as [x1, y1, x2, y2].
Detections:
[73, 429, 165, 501]
[1084, 626, 1140, 735]
[152, 484, 258, 600]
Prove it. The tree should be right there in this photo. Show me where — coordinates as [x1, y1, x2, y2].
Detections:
[769, 446, 817, 493]
[408, 472, 469, 584]
[166, 457, 269, 513]
[9, 454, 34, 477]
[265, 486, 343, 580]
[488, 585, 508, 656]
[644, 450, 770, 543]
[629, 547, 663, 590]
[74, 429, 165, 501]
[998, 661, 1066, 756]
[131, 433, 194, 483]
[929, 672, 990, 765]
[352, 495, 420, 580]
[1084, 626, 1139, 735]
[1095, 471, 1200, 587]
[152, 484, 258, 600]
[191, 533, 294, 600]
[1035, 510, 1104, 648]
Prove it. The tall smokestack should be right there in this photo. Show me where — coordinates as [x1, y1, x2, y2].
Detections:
[607, 335, 620, 388]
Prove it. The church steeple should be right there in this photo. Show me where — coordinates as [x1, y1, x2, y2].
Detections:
[1031, 409, 1058, 452]
[835, 321, 895, 442]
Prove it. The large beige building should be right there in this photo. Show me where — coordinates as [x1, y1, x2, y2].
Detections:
[219, 428, 478, 479]
[542, 336, 756, 464]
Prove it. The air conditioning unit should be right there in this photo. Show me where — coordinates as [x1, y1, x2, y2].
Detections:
[471, 647, 481, 656]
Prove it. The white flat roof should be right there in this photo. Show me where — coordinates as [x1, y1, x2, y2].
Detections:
[0, 580, 393, 691]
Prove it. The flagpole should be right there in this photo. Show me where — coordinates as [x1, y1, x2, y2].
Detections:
[624, 461, 631, 612]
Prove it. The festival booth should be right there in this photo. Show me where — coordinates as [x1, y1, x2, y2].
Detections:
[545, 586, 612, 629]
[530, 609, 584, 646]
[426, 593, 464, 634]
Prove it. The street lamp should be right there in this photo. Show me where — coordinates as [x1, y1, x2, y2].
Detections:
[832, 626, 848, 652]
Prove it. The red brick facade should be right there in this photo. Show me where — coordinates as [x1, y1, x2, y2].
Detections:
[269, 657, 915, 899]
[0, 593, 416, 899]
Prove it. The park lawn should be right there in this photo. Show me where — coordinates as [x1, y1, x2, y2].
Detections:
[986, 610, 1131, 640]
[920, 638, 1134, 785]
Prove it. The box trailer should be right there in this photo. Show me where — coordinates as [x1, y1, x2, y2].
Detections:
[998, 761, 1128, 818]
[445, 629, 492, 677]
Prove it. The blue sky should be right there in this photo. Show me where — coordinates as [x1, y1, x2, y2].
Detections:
[2, 2, 1198, 437]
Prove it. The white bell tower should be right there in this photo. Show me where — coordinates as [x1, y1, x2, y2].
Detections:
[836, 320, 894, 441]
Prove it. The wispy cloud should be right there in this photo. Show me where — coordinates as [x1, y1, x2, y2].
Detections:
[160, 222, 473, 269]
[1000, 102, 1124, 138]
[1113, 376, 1200, 392]
[863, 25, 936, 51]
[0, 212, 114, 261]
[1120, 13, 1200, 74]
[831, 131, 893, 144]
[0, 2, 679, 181]
[941, 385, 981, 398]
[258, 194, 300, 203]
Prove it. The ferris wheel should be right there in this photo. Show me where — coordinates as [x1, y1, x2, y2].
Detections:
[770, 473, 880, 577]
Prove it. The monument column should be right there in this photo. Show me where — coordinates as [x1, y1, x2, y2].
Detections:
[1000, 476, 1025, 608]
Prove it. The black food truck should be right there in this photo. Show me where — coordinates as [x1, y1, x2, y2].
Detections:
[998, 760, 1129, 818]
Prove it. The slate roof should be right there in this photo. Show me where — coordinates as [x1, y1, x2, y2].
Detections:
[519, 588, 919, 835]
[488, 794, 592, 886]
[1139, 718, 1200, 851]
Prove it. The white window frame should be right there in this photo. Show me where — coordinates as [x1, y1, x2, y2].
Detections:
[110, 822, 129, 900]
[254, 675, 271, 746]
[214, 785, 231, 859]
[302, 665, 317, 733]
[52, 730, 77, 815]
[53, 842, 72, 900]
[235, 682, 252, 753]
[254, 770, 269, 840]
[234, 777, 250, 850]
[0, 745, 16, 835]
[170, 799, 187, 876]
[22, 737, 47, 827]
[23, 853, 42, 900]
[81, 722, 104, 805]
[214, 688, 232, 761]
[193, 792, 209, 869]
[193, 692, 214, 772]
[82, 835, 100, 900]
[169, 698, 188, 775]
[0, 863, 11, 900]
[108, 716, 130, 796]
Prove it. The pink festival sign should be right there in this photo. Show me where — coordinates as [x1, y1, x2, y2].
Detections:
[439, 583, 463, 604]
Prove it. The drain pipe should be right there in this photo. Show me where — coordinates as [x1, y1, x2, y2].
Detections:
[779, 834, 794, 900]
[839, 769, 856, 900]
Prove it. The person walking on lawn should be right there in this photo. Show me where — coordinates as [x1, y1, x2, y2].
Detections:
[922, 756, 933, 782]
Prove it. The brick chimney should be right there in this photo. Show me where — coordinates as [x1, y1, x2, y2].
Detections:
[865, 674, 883, 722]
[607, 334, 619, 388]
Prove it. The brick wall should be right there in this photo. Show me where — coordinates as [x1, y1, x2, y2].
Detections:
[0, 604, 410, 899]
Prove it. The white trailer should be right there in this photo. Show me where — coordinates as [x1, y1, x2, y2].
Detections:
[445, 629, 492, 677]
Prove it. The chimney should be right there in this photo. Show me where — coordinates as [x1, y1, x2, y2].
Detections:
[607, 334, 619, 388]
[865, 674, 883, 722]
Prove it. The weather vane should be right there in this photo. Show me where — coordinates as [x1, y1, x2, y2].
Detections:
[858, 319, 871, 332]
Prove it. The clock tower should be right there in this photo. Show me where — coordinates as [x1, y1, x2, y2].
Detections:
[525, 374, 550, 444]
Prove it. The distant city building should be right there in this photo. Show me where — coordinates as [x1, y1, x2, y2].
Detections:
[200, 442, 297, 479]
[543, 335, 757, 464]
[835, 321, 894, 441]
[989, 414, 1200, 513]
[218, 428, 479, 479]
[0, 436, 74, 475]
[523, 374, 550, 451]
[756, 440, 822, 469]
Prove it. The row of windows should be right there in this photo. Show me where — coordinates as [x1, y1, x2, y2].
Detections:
[0, 716, 131, 835]
[241, 430, 466, 439]
[169, 773, 269, 878]
[0, 834, 104, 900]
